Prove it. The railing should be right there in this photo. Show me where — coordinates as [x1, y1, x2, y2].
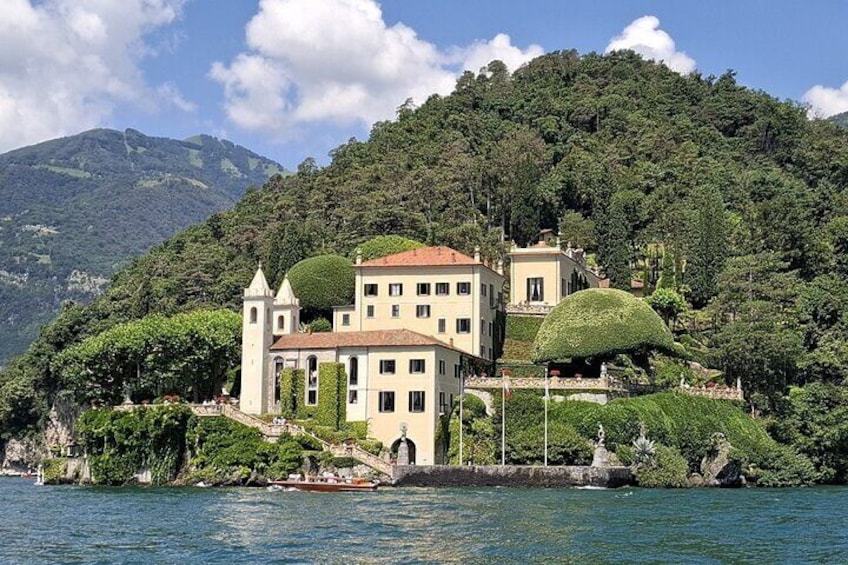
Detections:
[679, 386, 744, 401]
[465, 375, 617, 391]
[111, 402, 392, 477]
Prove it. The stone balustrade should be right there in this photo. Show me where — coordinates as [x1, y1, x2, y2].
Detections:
[465, 375, 615, 391]
[679, 386, 744, 401]
[505, 304, 553, 317]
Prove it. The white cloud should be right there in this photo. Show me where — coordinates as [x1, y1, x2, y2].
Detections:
[0, 0, 189, 153]
[157, 82, 197, 113]
[605, 15, 695, 74]
[211, 0, 543, 135]
[454, 33, 545, 76]
[802, 82, 848, 118]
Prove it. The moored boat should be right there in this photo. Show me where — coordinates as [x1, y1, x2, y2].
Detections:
[269, 474, 378, 492]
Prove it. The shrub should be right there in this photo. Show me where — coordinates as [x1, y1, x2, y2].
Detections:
[533, 289, 675, 362]
[346, 421, 369, 440]
[501, 339, 534, 361]
[505, 316, 545, 342]
[634, 444, 689, 488]
[307, 318, 333, 333]
[186, 416, 304, 483]
[356, 439, 383, 456]
[645, 288, 687, 327]
[652, 355, 695, 387]
[357, 235, 424, 261]
[42, 458, 68, 484]
[286, 255, 355, 312]
[503, 420, 593, 465]
[329, 457, 359, 468]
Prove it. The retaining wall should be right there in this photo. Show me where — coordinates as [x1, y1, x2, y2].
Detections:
[392, 464, 633, 488]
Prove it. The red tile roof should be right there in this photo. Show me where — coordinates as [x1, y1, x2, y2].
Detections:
[270, 329, 459, 352]
[360, 246, 478, 267]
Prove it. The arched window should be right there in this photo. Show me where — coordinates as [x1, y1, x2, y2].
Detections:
[274, 357, 284, 403]
[306, 356, 318, 405]
[277, 315, 285, 332]
[349, 357, 359, 387]
[249, 307, 258, 324]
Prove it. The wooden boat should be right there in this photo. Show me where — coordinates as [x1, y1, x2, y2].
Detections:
[269, 476, 378, 492]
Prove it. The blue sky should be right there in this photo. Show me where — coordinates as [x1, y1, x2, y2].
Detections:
[3, 0, 848, 169]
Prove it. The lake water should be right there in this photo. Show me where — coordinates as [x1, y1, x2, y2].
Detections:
[2, 477, 847, 564]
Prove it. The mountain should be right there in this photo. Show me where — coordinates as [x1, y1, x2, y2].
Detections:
[829, 111, 848, 129]
[4, 49, 848, 440]
[0, 128, 283, 366]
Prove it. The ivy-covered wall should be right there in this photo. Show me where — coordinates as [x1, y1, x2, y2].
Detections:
[316, 362, 347, 430]
[76, 405, 192, 485]
[279, 368, 304, 419]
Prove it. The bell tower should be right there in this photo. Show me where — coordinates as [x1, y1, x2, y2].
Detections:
[272, 275, 300, 335]
[241, 264, 274, 414]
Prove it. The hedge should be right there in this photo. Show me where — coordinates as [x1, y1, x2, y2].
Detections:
[502, 339, 534, 361]
[280, 368, 304, 419]
[286, 254, 355, 311]
[494, 390, 816, 485]
[316, 362, 347, 430]
[357, 235, 424, 261]
[505, 316, 545, 342]
[533, 288, 674, 362]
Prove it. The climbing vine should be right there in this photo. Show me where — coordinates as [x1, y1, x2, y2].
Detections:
[316, 363, 347, 430]
[76, 405, 192, 485]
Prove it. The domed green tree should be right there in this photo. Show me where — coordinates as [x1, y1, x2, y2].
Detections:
[286, 254, 355, 312]
[532, 289, 674, 362]
[358, 235, 424, 261]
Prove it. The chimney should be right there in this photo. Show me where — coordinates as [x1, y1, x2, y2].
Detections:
[449, 337, 454, 347]
[355, 249, 362, 265]
[474, 246, 481, 263]
[496, 259, 504, 276]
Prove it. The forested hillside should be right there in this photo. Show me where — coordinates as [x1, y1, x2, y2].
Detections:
[4, 50, 848, 456]
[0, 128, 283, 365]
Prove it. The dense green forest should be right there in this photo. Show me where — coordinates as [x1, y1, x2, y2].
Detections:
[0, 128, 283, 366]
[4, 50, 848, 481]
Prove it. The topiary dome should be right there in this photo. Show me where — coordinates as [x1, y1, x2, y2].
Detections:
[286, 254, 355, 311]
[358, 235, 424, 261]
[532, 288, 674, 362]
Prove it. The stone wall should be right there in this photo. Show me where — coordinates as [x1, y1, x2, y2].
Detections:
[392, 464, 633, 488]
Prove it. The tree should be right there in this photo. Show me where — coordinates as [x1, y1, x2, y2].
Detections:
[286, 255, 355, 316]
[686, 185, 729, 307]
[646, 288, 687, 329]
[709, 302, 803, 410]
[594, 190, 632, 289]
[53, 309, 241, 405]
[533, 289, 675, 362]
[357, 235, 424, 261]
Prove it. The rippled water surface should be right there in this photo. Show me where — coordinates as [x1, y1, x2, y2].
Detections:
[2, 478, 847, 563]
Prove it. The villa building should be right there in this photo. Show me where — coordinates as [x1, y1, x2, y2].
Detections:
[240, 246, 505, 465]
[507, 230, 604, 315]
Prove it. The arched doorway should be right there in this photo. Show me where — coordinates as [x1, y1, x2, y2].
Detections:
[390, 437, 417, 465]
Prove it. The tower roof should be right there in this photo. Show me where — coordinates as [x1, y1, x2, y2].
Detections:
[275, 275, 299, 306]
[244, 265, 273, 298]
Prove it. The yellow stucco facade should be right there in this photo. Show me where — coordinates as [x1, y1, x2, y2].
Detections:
[507, 240, 603, 308]
[336, 258, 504, 361]
[241, 246, 498, 466]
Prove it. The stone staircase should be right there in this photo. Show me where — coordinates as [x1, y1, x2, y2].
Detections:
[191, 404, 392, 477]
